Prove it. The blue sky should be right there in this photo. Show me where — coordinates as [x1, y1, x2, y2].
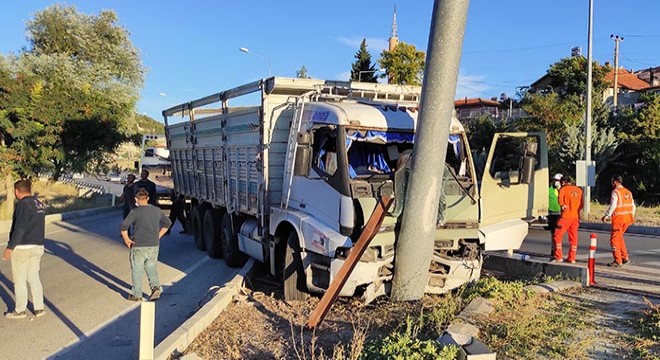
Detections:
[2, 1, 659, 121]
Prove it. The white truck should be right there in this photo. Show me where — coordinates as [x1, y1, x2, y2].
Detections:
[163, 77, 548, 301]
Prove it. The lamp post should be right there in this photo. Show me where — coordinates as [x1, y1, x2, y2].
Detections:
[358, 69, 383, 82]
[584, 0, 594, 217]
[239, 47, 272, 77]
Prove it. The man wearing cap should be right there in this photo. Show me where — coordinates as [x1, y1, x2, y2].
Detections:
[546, 173, 563, 255]
[601, 175, 635, 267]
[551, 176, 583, 263]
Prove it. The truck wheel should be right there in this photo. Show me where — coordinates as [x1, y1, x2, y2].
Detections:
[203, 209, 223, 259]
[284, 231, 308, 301]
[221, 214, 247, 268]
[191, 206, 205, 251]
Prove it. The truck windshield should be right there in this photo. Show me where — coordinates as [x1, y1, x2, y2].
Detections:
[346, 130, 413, 179]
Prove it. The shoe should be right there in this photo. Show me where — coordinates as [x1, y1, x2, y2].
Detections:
[549, 258, 564, 263]
[607, 261, 622, 268]
[566, 259, 576, 264]
[149, 287, 162, 301]
[127, 294, 142, 301]
[34, 309, 46, 317]
[5, 311, 27, 319]
[622, 258, 630, 265]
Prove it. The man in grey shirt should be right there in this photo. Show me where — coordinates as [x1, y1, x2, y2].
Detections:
[121, 189, 171, 301]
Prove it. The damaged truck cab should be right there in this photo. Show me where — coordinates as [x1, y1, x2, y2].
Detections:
[163, 77, 547, 301]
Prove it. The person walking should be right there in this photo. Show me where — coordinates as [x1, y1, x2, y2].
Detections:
[120, 189, 171, 301]
[165, 193, 187, 235]
[551, 176, 583, 263]
[135, 169, 158, 206]
[121, 173, 136, 219]
[601, 175, 636, 267]
[3, 180, 47, 319]
[546, 173, 563, 255]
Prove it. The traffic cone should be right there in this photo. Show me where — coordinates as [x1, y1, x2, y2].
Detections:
[588, 233, 597, 285]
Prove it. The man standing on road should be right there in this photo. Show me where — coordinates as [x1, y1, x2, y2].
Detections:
[135, 169, 158, 206]
[121, 174, 136, 219]
[551, 176, 583, 263]
[3, 179, 47, 319]
[546, 173, 563, 255]
[121, 189, 171, 301]
[601, 175, 636, 267]
[165, 193, 188, 235]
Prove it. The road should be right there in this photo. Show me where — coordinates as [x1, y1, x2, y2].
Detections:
[521, 226, 660, 270]
[520, 226, 660, 295]
[0, 209, 237, 360]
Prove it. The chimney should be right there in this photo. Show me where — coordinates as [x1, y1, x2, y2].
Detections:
[650, 67, 655, 86]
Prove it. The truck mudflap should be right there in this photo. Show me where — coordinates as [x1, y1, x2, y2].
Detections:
[426, 255, 482, 294]
[478, 218, 528, 252]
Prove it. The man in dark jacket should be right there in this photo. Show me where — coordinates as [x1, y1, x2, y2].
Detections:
[121, 189, 171, 301]
[122, 173, 137, 219]
[134, 169, 158, 206]
[3, 180, 47, 319]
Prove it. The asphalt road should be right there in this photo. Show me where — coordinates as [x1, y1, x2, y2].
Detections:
[0, 209, 238, 360]
[521, 226, 660, 270]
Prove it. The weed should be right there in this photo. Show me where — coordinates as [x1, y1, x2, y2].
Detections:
[628, 297, 660, 359]
[362, 316, 460, 360]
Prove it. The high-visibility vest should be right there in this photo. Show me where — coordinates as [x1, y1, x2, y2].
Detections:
[613, 187, 634, 219]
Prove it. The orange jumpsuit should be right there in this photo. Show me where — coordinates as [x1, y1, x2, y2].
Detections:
[607, 186, 635, 264]
[552, 185, 583, 262]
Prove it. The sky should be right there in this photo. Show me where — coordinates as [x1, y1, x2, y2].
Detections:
[1, 1, 659, 121]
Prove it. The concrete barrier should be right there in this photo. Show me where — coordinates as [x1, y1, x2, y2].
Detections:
[483, 252, 588, 284]
[0, 206, 120, 233]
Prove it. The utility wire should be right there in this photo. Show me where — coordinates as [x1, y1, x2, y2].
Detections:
[463, 42, 576, 54]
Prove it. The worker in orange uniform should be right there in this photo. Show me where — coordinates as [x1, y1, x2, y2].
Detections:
[601, 175, 636, 267]
[551, 176, 583, 263]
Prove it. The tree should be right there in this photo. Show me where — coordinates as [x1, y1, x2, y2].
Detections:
[296, 65, 311, 79]
[0, 5, 145, 180]
[350, 39, 377, 82]
[379, 42, 425, 85]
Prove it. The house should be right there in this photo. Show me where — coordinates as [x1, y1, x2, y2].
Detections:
[634, 66, 660, 87]
[454, 98, 500, 121]
[603, 67, 651, 107]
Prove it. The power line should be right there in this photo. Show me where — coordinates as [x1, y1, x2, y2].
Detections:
[463, 42, 576, 54]
[620, 34, 660, 38]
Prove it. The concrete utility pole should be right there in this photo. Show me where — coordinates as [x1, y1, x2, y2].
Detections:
[391, 0, 470, 301]
[611, 34, 624, 108]
[584, 0, 594, 218]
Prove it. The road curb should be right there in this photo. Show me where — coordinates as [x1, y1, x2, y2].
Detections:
[0, 206, 121, 233]
[483, 252, 588, 285]
[154, 258, 256, 360]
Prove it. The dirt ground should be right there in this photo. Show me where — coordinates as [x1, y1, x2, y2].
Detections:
[179, 265, 656, 360]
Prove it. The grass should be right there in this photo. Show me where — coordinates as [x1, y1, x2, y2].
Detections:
[0, 179, 113, 221]
[588, 202, 660, 227]
[628, 297, 660, 360]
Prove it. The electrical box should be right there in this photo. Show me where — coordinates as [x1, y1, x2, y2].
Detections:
[575, 160, 596, 187]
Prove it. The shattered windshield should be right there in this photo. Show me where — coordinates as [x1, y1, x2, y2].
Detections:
[346, 130, 413, 178]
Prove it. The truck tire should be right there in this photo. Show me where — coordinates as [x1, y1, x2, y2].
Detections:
[284, 231, 308, 301]
[221, 214, 247, 268]
[203, 209, 223, 259]
[191, 206, 205, 251]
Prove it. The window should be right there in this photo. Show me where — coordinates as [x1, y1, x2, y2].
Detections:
[488, 135, 540, 184]
[312, 127, 339, 177]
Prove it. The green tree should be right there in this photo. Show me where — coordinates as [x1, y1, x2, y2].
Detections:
[350, 39, 378, 82]
[296, 65, 311, 79]
[0, 5, 145, 180]
[379, 42, 426, 85]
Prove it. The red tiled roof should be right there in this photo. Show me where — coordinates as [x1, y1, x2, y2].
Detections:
[454, 98, 499, 108]
[605, 68, 651, 91]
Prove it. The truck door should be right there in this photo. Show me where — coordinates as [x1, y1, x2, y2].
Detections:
[479, 132, 548, 226]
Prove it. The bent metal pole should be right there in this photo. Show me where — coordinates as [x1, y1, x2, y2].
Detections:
[391, 0, 471, 301]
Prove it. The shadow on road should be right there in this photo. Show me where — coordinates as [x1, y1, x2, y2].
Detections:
[45, 239, 131, 298]
[0, 272, 15, 312]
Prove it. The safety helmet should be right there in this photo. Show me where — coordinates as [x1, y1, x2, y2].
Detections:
[553, 173, 563, 180]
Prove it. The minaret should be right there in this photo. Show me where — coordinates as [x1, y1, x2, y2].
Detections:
[388, 5, 399, 51]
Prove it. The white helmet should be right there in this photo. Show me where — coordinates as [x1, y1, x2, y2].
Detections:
[553, 173, 563, 180]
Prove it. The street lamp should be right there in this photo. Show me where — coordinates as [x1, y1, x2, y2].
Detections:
[358, 69, 384, 82]
[239, 47, 272, 77]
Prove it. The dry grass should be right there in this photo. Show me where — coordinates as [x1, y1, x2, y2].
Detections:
[588, 202, 660, 227]
[0, 179, 112, 220]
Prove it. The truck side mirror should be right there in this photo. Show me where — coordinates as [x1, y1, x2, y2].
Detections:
[294, 145, 311, 176]
[520, 141, 537, 184]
